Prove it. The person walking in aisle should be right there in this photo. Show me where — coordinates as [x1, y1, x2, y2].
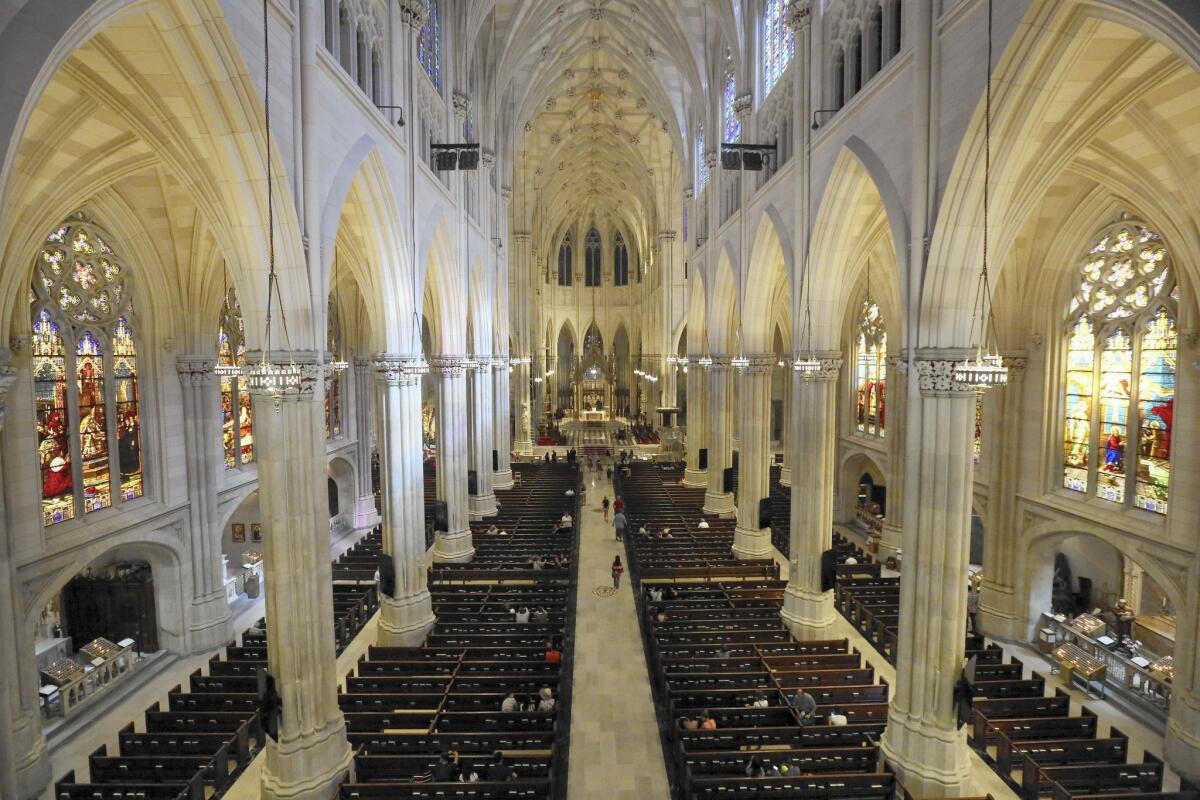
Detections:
[611, 555, 625, 589]
[612, 509, 627, 542]
[601, 495, 610, 520]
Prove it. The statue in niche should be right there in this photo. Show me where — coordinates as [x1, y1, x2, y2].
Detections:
[1051, 552, 1074, 615]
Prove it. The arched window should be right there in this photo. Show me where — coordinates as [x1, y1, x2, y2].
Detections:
[722, 71, 740, 143]
[832, 48, 845, 109]
[1062, 220, 1176, 514]
[32, 219, 144, 526]
[326, 297, 344, 439]
[324, 0, 336, 52]
[762, 0, 795, 96]
[217, 288, 254, 469]
[357, 29, 369, 90]
[889, 0, 903, 59]
[848, 31, 863, 97]
[557, 234, 573, 286]
[868, 4, 884, 76]
[418, 0, 441, 90]
[585, 228, 602, 287]
[339, 8, 354, 74]
[371, 49, 382, 106]
[854, 298, 886, 437]
[614, 232, 629, 286]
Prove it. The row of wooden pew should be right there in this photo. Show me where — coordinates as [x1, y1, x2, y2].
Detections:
[52, 529, 384, 800]
[618, 462, 898, 800]
[337, 463, 580, 800]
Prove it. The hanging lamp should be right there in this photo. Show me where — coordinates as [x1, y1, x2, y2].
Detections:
[792, 14, 821, 378]
[954, 0, 1008, 390]
[326, 247, 348, 373]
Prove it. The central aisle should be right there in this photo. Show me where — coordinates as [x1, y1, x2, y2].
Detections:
[568, 465, 671, 799]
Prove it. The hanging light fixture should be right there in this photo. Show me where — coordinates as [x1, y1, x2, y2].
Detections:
[241, 0, 307, 406]
[326, 247, 348, 373]
[793, 19, 821, 379]
[954, 0, 1007, 390]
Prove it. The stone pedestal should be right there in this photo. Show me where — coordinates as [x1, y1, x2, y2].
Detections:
[879, 357, 975, 797]
[683, 359, 707, 487]
[703, 360, 735, 514]
[254, 361, 352, 800]
[732, 357, 774, 559]
[781, 359, 841, 639]
[351, 357, 379, 529]
[492, 358, 514, 488]
[176, 356, 235, 653]
[431, 357, 474, 562]
[466, 362, 497, 518]
[373, 357, 435, 647]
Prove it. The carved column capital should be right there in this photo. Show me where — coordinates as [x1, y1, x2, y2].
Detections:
[398, 0, 429, 29]
[785, 0, 813, 33]
[795, 352, 843, 381]
[737, 354, 777, 375]
[500, 185, 512, 201]
[452, 92, 472, 119]
[481, 149, 496, 170]
[0, 361, 17, 432]
[658, 230, 677, 241]
[429, 355, 471, 376]
[914, 358, 977, 396]
[175, 355, 216, 387]
[733, 93, 754, 119]
[682, 187, 694, 200]
[373, 354, 427, 386]
[704, 150, 718, 170]
[242, 350, 325, 402]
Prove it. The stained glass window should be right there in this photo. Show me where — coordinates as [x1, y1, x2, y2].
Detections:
[32, 218, 142, 526]
[1061, 219, 1176, 514]
[113, 317, 143, 501]
[854, 299, 886, 437]
[585, 228, 602, 287]
[33, 310, 73, 526]
[557, 234, 573, 286]
[613, 232, 629, 286]
[763, 0, 795, 96]
[697, 129, 709, 190]
[723, 71, 741, 143]
[218, 288, 254, 468]
[418, 0, 441, 90]
[326, 297, 344, 439]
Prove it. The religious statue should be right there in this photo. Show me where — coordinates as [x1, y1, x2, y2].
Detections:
[1113, 597, 1136, 641]
[1103, 427, 1124, 472]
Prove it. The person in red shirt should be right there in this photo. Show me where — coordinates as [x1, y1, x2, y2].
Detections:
[544, 640, 561, 664]
[613, 497, 625, 515]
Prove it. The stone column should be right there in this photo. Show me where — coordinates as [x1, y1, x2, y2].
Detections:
[351, 357, 379, 527]
[779, 368, 793, 487]
[733, 356, 775, 559]
[879, 354, 908, 554]
[466, 359, 497, 518]
[514, 359, 534, 456]
[1166, 556, 1200, 783]
[430, 356, 474, 561]
[683, 361, 707, 487]
[175, 356, 235, 653]
[781, 357, 842, 637]
[0, 355, 50, 800]
[373, 356, 435, 646]
[879, 356, 976, 797]
[703, 359, 735, 514]
[492, 358, 514, 488]
[978, 357, 1026, 640]
[254, 359, 352, 800]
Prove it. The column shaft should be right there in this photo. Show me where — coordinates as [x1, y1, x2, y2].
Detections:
[779, 369, 793, 487]
[176, 356, 234, 653]
[732, 358, 775, 559]
[1166, 558, 1200, 782]
[703, 362, 734, 514]
[781, 359, 841, 637]
[683, 362, 707, 487]
[432, 358, 474, 561]
[256, 364, 352, 800]
[374, 357, 435, 646]
[880, 356, 908, 553]
[492, 360, 514, 487]
[351, 357, 379, 527]
[514, 362, 533, 455]
[879, 358, 975, 797]
[466, 363, 497, 517]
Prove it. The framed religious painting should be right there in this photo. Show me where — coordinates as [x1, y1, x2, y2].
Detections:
[251, 523, 262, 542]
[231, 523, 246, 543]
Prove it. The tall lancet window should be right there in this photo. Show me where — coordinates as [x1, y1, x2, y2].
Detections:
[32, 218, 144, 525]
[326, 296, 344, 439]
[585, 228, 602, 287]
[723, 69, 741, 143]
[1062, 219, 1176, 514]
[418, 0, 441, 89]
[557, 234, 573, 286]
[613, 232, 629, 286]
[854, 298, 886, 437]
[762, 0, 795, 95]
[218, 287, 254, 469]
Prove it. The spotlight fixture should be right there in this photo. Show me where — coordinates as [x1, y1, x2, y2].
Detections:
[811, 109, 839, 130]
[430, 143, 481, 171]
[720, 149, 742, 170]
[375, 105, 406, 127]
[720, 143, 776, 172]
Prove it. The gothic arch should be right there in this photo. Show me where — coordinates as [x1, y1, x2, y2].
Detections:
[742, 211, 792, 353]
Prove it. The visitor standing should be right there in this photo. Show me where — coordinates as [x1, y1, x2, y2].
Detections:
[966, 585, 980, 634]
[601, 495, 610, 520]
[612, 509, 627, 541]
[611, 555, 625, 589]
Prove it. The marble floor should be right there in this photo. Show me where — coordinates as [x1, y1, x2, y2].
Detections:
[567, 463, 671, 799]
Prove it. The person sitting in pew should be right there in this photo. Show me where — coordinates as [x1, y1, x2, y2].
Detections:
[844, 556, 858, 565]
[714, 646, 734, 659]
[790, 689, 818, 724]
[501, 692, 518, 713]
[428, 751, 461, 782]
[697, 519, 710, 529]
[654, 609, 668, 624]
[747, 691, 770, 709]
[485, 524, 499, 536]
[531, 606, 549, 623]
[544, 640, 562, 664]
[557, 513, 573, 531]
[648, 586, 663, 602]
[745, 756, 766, 777]
[699, 710, 717, 730]
[658, 527, 673, 538]
[485, 751, 517, 782]
[530, 555, 546, 570]
[826, 706, 849, 726]
[537, 686, 557, 712]
[680, 716, 699, 731]
[511, 606, 531, 624]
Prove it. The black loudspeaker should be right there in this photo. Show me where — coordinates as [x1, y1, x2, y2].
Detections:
[758, 498, 772, 530]
[698, 448, 708, 470]
[377, 552, 395, 598]
[820, 549, 838, 592]
[722, 467, 735, 494]
[257, 669, 282, 742]
[467, 470, 478, 496]
[492, 449, 499, 472]
[433, 501, 449, 532]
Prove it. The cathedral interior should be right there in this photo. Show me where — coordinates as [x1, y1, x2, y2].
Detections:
[0, 1, 1198, 799]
